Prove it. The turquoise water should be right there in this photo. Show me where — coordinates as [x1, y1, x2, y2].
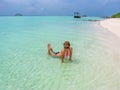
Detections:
[0, 16, 120, 90]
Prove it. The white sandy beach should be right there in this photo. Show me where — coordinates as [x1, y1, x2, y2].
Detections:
[100, 18, 120, 38]
[101, 18, 120, 74]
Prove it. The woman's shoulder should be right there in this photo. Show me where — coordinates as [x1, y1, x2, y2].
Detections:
[61, 48, 64, 52]
[61, 47, 72, 51]
[70, 47, 73, 50]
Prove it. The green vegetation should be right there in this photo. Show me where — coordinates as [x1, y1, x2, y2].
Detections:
[111, 12, 120, 18]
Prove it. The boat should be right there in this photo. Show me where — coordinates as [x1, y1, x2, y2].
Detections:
[74, 12, 81, 18]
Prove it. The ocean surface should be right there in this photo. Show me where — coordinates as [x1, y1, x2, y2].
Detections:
[0, 16, 120, 90]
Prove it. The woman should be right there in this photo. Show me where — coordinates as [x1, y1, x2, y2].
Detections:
[48, 41, 73, 63]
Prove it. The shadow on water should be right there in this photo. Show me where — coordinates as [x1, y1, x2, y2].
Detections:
[47, 55, 81, 64]
[46, 50, 81, 64]
[72, 58, 81, 64]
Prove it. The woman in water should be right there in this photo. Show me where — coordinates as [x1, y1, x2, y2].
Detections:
[48, 41, 73, 63]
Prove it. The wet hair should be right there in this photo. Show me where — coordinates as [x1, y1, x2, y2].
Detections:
[63, 41, 70, 46]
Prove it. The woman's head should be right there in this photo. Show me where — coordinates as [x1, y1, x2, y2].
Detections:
[63, 41, 70, 49]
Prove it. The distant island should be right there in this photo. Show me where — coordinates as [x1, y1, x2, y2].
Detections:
[111, 12, 120, 18]
[15, 13, 23, 16]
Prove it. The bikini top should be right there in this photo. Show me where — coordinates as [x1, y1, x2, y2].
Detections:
[64, 48, 70, 58]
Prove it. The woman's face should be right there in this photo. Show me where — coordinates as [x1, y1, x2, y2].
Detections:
[64, 44, 69, 48]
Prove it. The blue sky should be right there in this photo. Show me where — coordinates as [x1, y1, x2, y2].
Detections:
[0, 0, 120, 16]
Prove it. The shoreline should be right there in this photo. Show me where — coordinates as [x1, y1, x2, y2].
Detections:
[100, 18, 120, 38]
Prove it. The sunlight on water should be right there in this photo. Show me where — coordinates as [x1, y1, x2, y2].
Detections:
[0, 16, 120, 90]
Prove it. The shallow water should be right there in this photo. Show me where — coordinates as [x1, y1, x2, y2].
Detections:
[0, 16, 120, 90]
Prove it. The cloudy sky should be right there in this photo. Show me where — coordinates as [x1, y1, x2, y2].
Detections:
[0, 0, 120, 16]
